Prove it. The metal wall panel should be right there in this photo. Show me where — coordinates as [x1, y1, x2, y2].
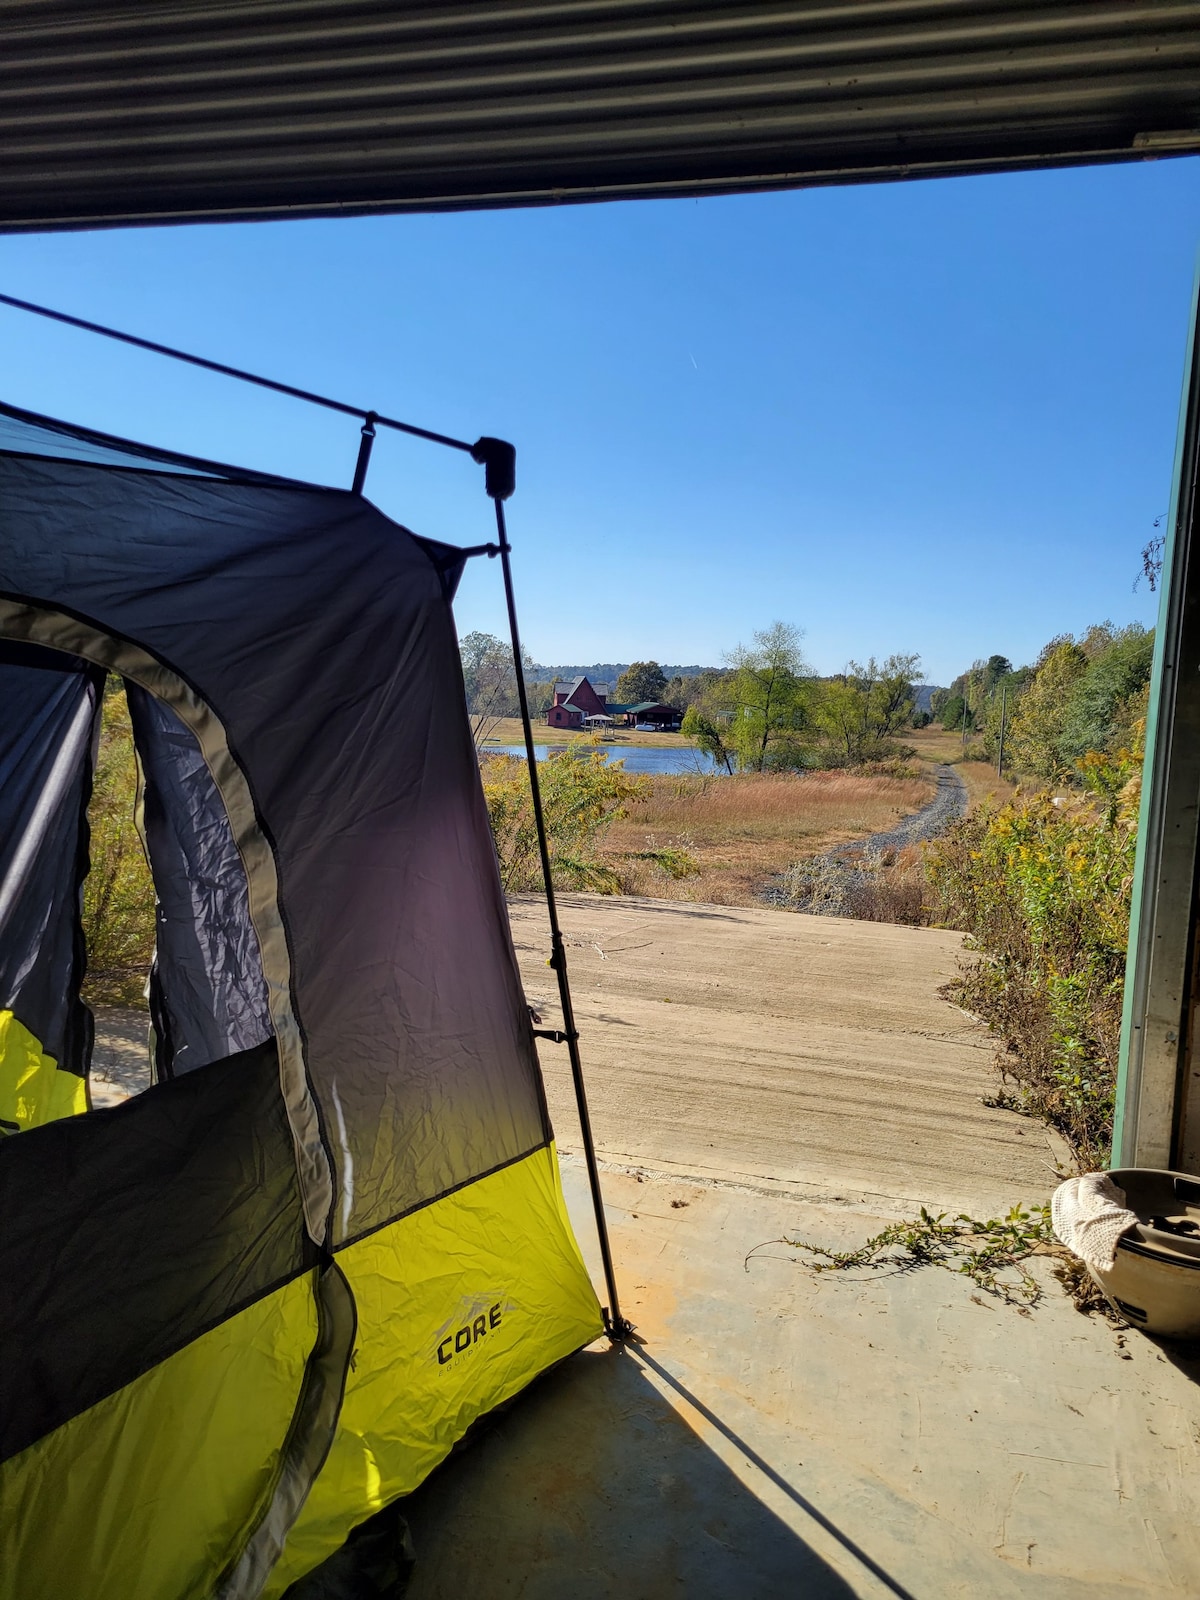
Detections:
[0, 1, 1198, 229]
[1115, 277, 1200, 1171]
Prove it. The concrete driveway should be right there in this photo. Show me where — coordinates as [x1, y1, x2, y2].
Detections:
[511, 893, 1067, 1215]
[400, 897, 1200, 1597]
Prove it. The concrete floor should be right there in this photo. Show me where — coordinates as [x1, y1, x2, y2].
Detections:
[404, 1162, 1200, 1599]
[89, 1004, 150, 1107]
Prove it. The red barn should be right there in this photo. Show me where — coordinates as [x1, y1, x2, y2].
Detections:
[546, 676, 611, 729]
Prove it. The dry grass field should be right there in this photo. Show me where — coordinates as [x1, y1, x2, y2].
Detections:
[600, 768, 936, 904]
[478, 716, 694, 750]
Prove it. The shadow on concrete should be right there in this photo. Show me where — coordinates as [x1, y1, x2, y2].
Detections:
[402, 1345, 903, 1600]
[633, 1348, 916, 1600]
[1150, 1332, 1200, 1384]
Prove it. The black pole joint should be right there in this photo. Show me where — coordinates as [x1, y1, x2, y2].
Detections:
[458, 541, 507, 560]
[352, 411, 378, 495]
[533, 1028, 579, 1045]
[471, 436, 516, 501]
[603, 1308, 637, 1343]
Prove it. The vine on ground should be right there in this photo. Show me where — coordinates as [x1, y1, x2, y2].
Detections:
[749, 1204, 1057, 1308]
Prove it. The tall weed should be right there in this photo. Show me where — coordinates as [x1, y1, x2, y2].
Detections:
[481, 747, 648, 893]
[925, 749, 1141, 1165]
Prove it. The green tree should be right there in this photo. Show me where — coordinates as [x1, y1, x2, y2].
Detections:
[814, 653, 921, 764]
[664, 668, 732, 712]
[1005, 638, 1088, 780]
[940, 693, 970, 731]
[616, 660, 668, 704]
[1056, 624, 1153, 765]
[984, 654, 1013, 688]
[977, 666, 1029, 762]
[724, 622, 813, 771]
[680, 704, 735, 773]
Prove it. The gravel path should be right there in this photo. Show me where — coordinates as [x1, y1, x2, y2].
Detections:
[835, 762, 967, 856]
[764, 762, 967, 912]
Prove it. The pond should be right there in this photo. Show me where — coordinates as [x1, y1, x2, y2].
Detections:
[482, 742, 721, 776]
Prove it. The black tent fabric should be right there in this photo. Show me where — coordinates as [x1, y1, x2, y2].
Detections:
[0, 402, 602, 1599]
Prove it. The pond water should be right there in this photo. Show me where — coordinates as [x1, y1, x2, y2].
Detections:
[483, 742, 721, 776]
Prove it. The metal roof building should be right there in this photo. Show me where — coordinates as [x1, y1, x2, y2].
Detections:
[0, 2, 1198, 230]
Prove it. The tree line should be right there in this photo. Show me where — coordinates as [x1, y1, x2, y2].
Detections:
[461, 623, 927, 770]
[681, 620, 928, 771]
[669, 623, 923, 773]
[933, 621, 1153, 782]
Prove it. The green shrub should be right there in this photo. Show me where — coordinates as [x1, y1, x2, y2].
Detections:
[480, 747, 648, 893]
[1056, 625, 1153, 767]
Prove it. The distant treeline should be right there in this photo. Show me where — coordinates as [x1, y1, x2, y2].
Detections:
[933, 622, 1153, 782]
[525, 662, 712, 685]
[462, 626, 936, 772]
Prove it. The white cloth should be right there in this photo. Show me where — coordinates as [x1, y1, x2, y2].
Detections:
[1051, 1173, 1139, 1272]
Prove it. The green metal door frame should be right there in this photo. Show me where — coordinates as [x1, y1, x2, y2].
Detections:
[1115, 268, 1200, 1169]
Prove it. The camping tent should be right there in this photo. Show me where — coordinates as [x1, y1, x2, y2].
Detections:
[0, 400, 603, 1598]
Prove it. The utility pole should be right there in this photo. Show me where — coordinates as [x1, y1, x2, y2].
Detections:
[996, 684, 1008, 779]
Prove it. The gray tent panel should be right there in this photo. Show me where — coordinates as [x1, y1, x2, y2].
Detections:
[128, 683, 273, 1079]
[0, 438, 547, 1241]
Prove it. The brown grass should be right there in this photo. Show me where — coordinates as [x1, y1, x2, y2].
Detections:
[600, 769, 935, 905]
[478, 716, 694, 750]
[956, 760, 1017, 811]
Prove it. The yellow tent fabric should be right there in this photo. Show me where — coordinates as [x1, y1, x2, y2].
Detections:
[0, 1009, 87, 1131]
[266, 1146, 601, 1595]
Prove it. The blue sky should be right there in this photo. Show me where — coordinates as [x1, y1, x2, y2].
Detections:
[1, 157, 1197, 685]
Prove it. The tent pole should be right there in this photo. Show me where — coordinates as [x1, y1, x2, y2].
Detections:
[487, 490, 633, 1343]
